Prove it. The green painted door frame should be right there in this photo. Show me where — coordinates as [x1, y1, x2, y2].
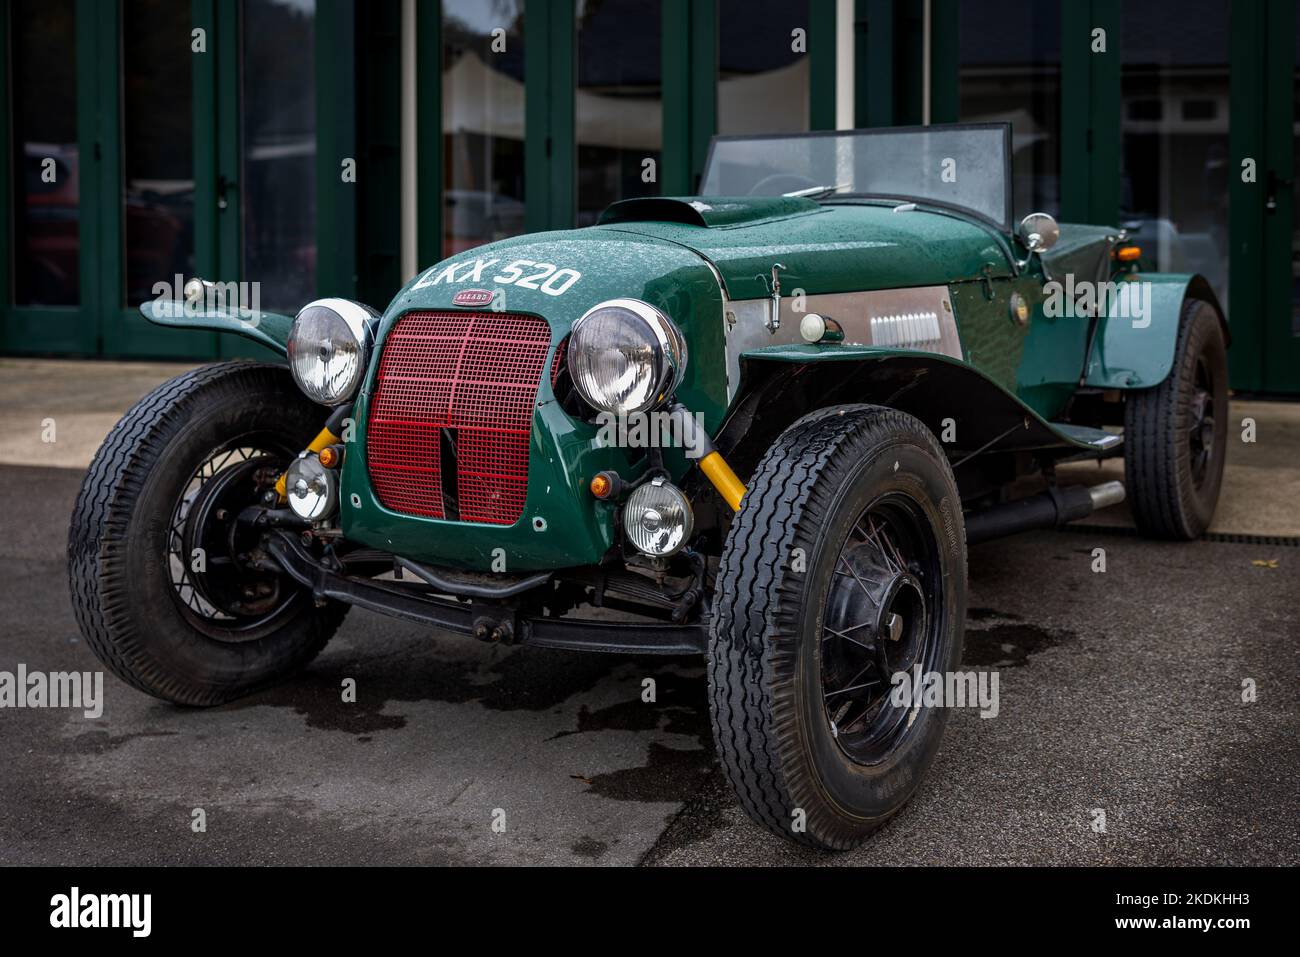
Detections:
[2, 0, 108, 356]
[524, 0, 575, 233]
[1230, 0, 1297, 393]
[1060, 0, 1121, 227]
[316, 0, 359, 302]
[808, 0, 839, 130]
[0, 1, 8, 348]
[415, 0, 441, 269]
[663, 0, 717, 194]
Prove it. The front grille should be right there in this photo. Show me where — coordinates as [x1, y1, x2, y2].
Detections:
[366, 311, 552, 525]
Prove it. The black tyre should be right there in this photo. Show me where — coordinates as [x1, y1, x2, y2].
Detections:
[708, 405, 966, 850]
[67, 361, 348, 706]
[1124, 300, 1228, 539]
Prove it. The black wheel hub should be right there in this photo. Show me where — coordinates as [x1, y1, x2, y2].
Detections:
[182, 455, 284, 618]
[165, 440, 305, 641]
[1189, 356, 1216, 487]
[821, 496, 940, 764]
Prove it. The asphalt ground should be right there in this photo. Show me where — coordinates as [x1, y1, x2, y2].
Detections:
[2, 461, 1296, 866]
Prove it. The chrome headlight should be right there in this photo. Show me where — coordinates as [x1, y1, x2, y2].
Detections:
[568, 298, 687, 416]
[287, 298, 376, 405]
[623, 477, 693, 557]
[285, 454, 338, 521]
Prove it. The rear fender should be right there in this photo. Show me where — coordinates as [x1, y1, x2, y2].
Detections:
[139, 299, 294, 358]
[1083, 273, 1228, 389]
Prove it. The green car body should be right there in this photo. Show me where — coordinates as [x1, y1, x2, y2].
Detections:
[95, 123, 1232, 850]
[145, 193, 1225, 572]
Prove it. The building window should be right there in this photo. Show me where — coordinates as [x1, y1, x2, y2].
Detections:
[122, 0, 194, 306]
[717, 0, 810, 135]
[575, 0, 662, 226]
[241, 0, 317, 311]
[1120, 0, 1230, 315]
[10, 0, 80, 306]
[955, 0, 1061, 220]
[442, 0, 525, 258]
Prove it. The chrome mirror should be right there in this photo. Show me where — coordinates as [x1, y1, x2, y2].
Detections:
[1018, 212, 1060, 253]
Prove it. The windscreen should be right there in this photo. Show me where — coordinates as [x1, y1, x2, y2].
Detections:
[699, 124, 1011, 228]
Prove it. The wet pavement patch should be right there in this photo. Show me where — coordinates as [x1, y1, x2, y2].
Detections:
[548, 668, 708, 742]
[578, 741, 714, 803]
[219, 644, 642, 737]
[961, 609, 1074, 668]
[571, 836, 609, 859]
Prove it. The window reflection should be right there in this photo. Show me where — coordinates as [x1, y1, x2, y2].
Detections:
[241, 0, 316, 310]
[11, 0, 80, 305]
[718, 0, 810, 136]
[443, 0, 525, 257]
[576, 0, 661, 226]
[123, 0, 194, 305]
[956, 0, 1061, 219]
[1120, 0, 1230, 315]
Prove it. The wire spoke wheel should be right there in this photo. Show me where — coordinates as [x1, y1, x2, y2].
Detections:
[68, 362, 348, 706]
[163, 433, 306, 642]
[708, 405, 966, 850]
[821, 493, 941, 764]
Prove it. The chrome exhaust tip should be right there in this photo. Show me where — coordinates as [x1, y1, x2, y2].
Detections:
[1086, 480, 1126, 511]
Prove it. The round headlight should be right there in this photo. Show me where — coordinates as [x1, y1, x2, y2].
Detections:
[568, 299, 686, 416]
[285, 454, 338, 521]
[287, 298, 376, 405]
[623, 477, 693, 557]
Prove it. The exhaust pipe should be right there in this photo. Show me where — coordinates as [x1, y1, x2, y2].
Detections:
[964, 480, 1125, 545]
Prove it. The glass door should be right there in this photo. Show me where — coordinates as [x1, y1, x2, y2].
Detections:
[3, 0, 97, 354]
[239, 0, 317, 312]
[1261, 0, 1299, 392]
[1119, 0, 1231, 316]
[106, 0, 214, 356]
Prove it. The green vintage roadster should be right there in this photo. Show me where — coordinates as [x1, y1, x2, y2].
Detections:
[68, 124, 1228, 850]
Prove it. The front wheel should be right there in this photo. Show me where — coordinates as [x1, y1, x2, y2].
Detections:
[708, 405, 966, 850]
[67, 361, 349, 706]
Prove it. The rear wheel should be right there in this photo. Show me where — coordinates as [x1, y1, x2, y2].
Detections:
[1124, 300, 1228, 539]
[707, 405, 966, 850]
[67, 361, 348, 706]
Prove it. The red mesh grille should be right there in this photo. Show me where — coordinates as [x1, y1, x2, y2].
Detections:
[367, 311, 552, 524]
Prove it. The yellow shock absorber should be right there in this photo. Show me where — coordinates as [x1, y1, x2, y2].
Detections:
[275, 425, 341, 502]
[670, 403, 746, 512]
[698, 450, 746, 512]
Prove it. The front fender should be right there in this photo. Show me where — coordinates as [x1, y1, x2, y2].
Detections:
[1083, 273, 1228, 389]
[139, 299, 294, 357]
[727, 344, 1100, 455]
